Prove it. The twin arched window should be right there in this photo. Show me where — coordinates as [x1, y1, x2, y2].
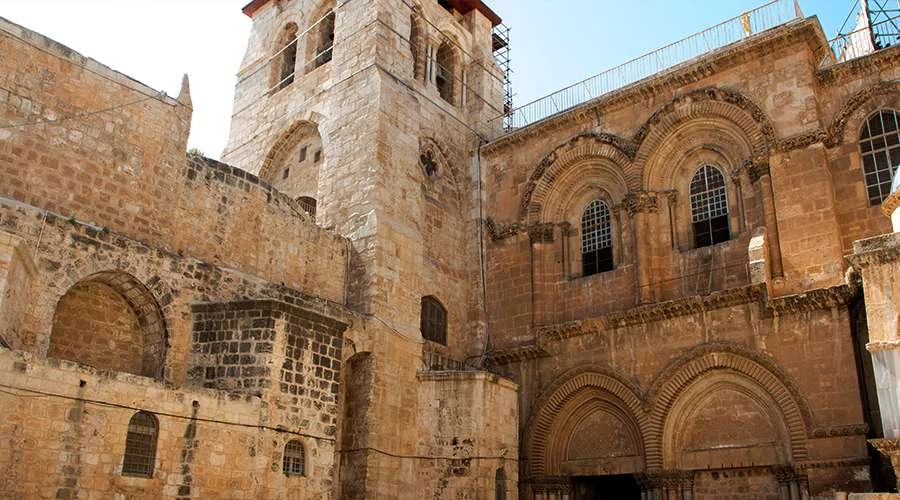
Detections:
[122, 411, 159, 477]
[859, 109, 900, 205]
[690, 165, 730, 248]
[581, 200, 613, 276]
[283, 439, 306, 476]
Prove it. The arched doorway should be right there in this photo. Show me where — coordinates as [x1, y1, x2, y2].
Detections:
[526, 371, 648, 499]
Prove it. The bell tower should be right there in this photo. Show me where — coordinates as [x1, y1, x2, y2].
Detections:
[222, 0, 514, 497]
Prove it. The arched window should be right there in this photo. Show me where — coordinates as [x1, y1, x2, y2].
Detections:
[273, 23, 298, 92]
[313, 10, 335, 69]
[581, 200, 613, 276]
[283, 439, 306, 476]
[420, 296, 447, 345]
[435, 42, 455, 105]
[859, 109, 900, 205]
[495, 467, 507, 500]
[297, 196, 317, 218]
[122, 412, 158, 477]
[690, 165, 730, 248]
[420, 151, 438, 177]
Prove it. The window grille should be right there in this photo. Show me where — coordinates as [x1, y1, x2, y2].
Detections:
[421, 296, 447, 345]
[297, 196, 317, 218]
[122, 412, 158, 478]
[581, 200, 613, 276]
[690, 165, 730, 248]
[859, 109, 900, 205]
[282, 439, 305, 476]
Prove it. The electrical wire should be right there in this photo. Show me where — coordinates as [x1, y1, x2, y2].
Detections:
[0, 87, 165, 130]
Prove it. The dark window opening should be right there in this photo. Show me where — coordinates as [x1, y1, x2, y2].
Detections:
[314, 11, 335, 68]
[495, 468, 507, 500]
[435, 43, 455, 105]
[581, 199, 613, 277]
[297, 196, 317, 218]
[420, 152, 438, 177]
[282, 439, 305, 476]
[282, 168, 290, 179]
[421, 296, 447, 345]
[690, 165, 730, 248]
[274, 24, 298, 92]
[298, 145, 307, 162]
[314, 150, 322, 163]
[438, 0, 454, 12]
[859, 109, 900, 205]
[122, 412, 158, 478]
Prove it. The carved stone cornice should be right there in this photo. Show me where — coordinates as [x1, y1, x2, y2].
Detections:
[480, 20, 818, 156]
[794, 457, 870, 471]
[484, 217, 520, 241]
[527, 223, 555, 243]
[882, 190, 900, 218]
[816, 44, 900, 87]
[485, 344, 550, 367]
[535, 318, 606, 344]
[608, 284, 765, 329]
[870, 438, 900, 455]
[823, 80, 900, 147]
[747, 161, 771, 184]
[777, 129, 828, 152]
[770, 465, 803, 484]
[621, 191, 659, 215]
[867, 339, 900, 353]
[847, 233, 900, 269]
[809, 423, 868, 439]
[768, 283, 858, 315]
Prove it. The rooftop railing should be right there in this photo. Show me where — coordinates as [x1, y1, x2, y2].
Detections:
[818, 12, 900, 68]
[488, 0, 804, 134]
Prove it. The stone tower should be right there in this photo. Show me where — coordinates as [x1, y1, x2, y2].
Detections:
[222, 0, 516, 497]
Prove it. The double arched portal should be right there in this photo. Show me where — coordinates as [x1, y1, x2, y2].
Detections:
[524, 345, 811, 500]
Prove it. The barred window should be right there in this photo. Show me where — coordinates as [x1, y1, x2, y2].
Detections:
[421, 296, 447, 345]
[297, 196, 317, 218]
[283, 439, 306, 476]
[581, 200, 613, 276]
[122, 412, 158, 478]
[690, 165, 730, 248]
[859, 109, 900, 205]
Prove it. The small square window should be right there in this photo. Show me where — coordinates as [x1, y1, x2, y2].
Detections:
[298, 146, 307, 162]
[314, 150, 322, 163]
[283, 168, 290, 179]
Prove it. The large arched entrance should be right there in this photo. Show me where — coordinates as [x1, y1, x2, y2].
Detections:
[525, 370, 648, 499]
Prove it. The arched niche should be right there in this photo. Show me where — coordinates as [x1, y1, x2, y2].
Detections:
[49, 271, 167, 378]
[259, 120, 324, 201]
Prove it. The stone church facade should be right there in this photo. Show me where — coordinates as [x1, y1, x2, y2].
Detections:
[1, 0, 900, 498]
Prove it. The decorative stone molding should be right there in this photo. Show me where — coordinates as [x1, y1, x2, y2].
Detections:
[816, 44, 900, 87]
[535, 318, 607, 344]
[768, 283, 858, 315]
[794, 457, 870, 471]
[484, 344, 549, 367]
[824, 80, 900, 147]
[848, 232, 900, 268]
[645, 343, 813, 468]
[607, 284, 765, 329]
[621, 191, 659, 215]
[777, 129, 828, 152]
[484, 217, 520, 241]
[882, 190, 900, 218]
[259, 119, 319, 180]
[869, 438, 900, 477]
[747, 161, 771, 184]
[867, 339, 900, 353]
[809, 423, 869, 439]
[527, 223, 555, 243]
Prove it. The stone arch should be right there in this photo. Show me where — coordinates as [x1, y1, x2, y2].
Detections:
[305, 0, 336, 71]
[633, 87, 776, 181]
[269, 22, 299, 91]
[521, 133, 636, 225]
[49, 271, 168, 379]
[259, 119, 324, 199]
[645, 343, 812, 470]
[829, 81, 900, 147]
[524, 366, 649, 478]
[419, 135, 465, 208]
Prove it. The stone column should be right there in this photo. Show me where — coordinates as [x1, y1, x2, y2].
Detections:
[625, 192, 659, 304]
[749, 161, 784, 278]
[637, 472, 663, 500]
[772, 465, 807, 500]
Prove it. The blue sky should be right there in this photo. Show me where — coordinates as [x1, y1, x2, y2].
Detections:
[0, 0, 858, 158]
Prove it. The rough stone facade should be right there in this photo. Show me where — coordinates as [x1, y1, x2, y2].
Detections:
[2, 0, 900, 499]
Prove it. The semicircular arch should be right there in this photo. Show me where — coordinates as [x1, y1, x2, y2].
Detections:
[259, 119, 324, 181]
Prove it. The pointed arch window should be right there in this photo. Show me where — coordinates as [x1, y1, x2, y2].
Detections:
[273, 23, 298, 92]
[581, 200, 613, 276]
[435, 42, 456, 105]
[690, 165, 730, 248]
[421, 296, 447, 345]
[282, 439, 306, 476]
[859, 109, 900, 205]
[122, 411, 158, 478]
[313, 10, 336, 68]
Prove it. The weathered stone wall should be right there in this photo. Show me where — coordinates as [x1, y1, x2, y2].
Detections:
[0, 232, 34, 350]
[0, 17, 348, 302]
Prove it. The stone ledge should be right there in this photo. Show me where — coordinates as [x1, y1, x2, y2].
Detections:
[416, 369, 519, 390]
[848, 232, 900, 269]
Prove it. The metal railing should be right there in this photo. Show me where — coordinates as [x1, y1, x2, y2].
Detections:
[488, 0, 803, 133]
[818, 14, 900, 68]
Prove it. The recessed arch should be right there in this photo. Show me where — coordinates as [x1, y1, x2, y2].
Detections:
[644, 343, 811, 470]
[259, 120, 324, 199]
[521, 133, 635, 225]
[633, 87, 775, 186]
[49, 271, 167, 378]
[829, 80, 900, 147]
[524, 366, 649, 478]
